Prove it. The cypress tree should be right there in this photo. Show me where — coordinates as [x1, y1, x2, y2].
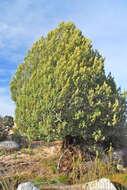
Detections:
[10, 22, 127, 146]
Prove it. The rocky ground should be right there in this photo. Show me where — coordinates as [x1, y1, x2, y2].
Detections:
[0, 140, 127, 189]
[0, 141, 62, 178]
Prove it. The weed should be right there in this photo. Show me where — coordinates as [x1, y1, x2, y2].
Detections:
[67, 146, 119, 184]
[20, 147, 35, 155]
[0, 150, 6, 156]
[0, 178, 16, 190]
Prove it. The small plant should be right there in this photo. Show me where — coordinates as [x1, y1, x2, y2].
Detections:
[13, 152, 19, 160]
[69, 149, 84, 184]
[0, 150, 6, 156]
[20, 147, 35, 155]
[57, 175, 70, 184]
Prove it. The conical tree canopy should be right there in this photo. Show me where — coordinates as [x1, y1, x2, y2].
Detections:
[10, 22, 127, 146]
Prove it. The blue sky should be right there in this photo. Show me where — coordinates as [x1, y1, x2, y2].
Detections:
[0, 0, 127, 116]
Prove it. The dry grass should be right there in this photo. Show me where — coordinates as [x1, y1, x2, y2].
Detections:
[0, 141, 127, 189]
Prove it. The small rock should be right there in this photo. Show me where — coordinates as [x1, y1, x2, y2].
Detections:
[112, 150, 123, 161]
[116, 163, 126, 172]
[112, 149, 127, 167]
[17, 182, 40, 190]
[84, 178, 117, 190]
[0, 141, 20, 151]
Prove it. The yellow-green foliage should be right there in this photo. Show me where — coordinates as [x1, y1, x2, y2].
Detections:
[10, 22, 127, 146]
[110, 173, 127, 187]
[68, 152, 116, 184]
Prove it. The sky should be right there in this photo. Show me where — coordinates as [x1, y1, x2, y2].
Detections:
[0, 0, 127, 116]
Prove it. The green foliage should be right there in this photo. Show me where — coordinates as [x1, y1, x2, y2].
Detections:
[10, 22, 127, 146]
[2, 115, 14, 128]
[0, 115, 14, 141]
[0, 124, 8, 141]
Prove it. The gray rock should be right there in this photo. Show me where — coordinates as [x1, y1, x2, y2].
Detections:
[17, 182, 40, 190]
[84, 178, 117, 190]
[112, 149, 127, 167]
[112, 150, 124, 161]
[0, 141, 20, 151]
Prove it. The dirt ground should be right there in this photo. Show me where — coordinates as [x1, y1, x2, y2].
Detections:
[0, 141, 62, 178]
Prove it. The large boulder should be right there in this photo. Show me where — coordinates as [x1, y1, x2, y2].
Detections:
[17, 182, 40, 190]
[84, 178, 117, 190]
[0, 141, 20, 151]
